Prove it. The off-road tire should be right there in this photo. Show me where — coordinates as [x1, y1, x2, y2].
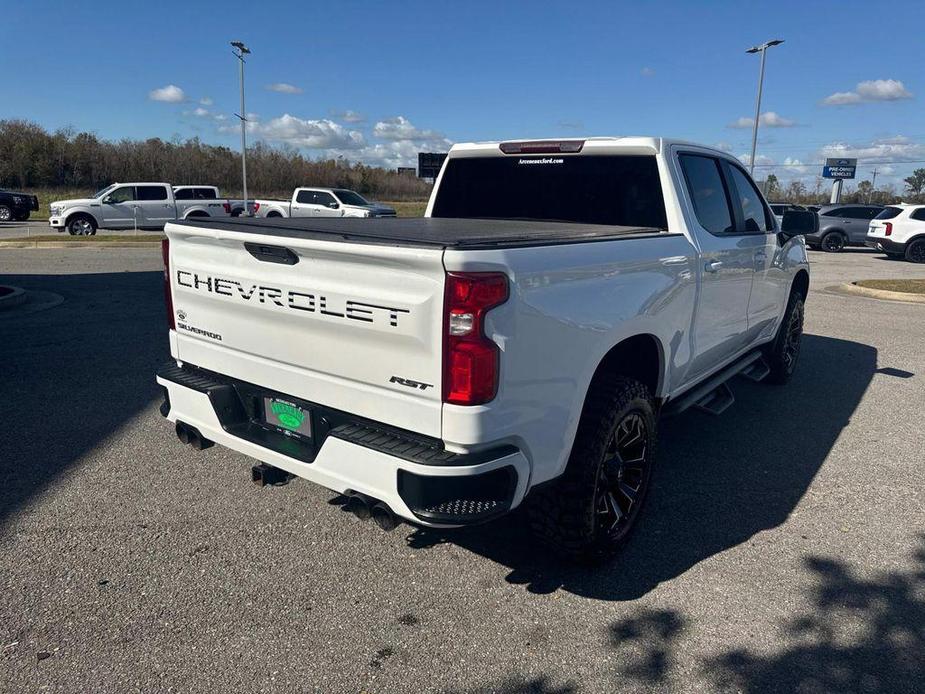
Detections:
[528, 375, 657, 562]
[763, 290, 804, 385]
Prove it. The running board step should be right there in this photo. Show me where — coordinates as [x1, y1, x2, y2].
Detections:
[663, 350, 764, 418]
[694, 382, 734, 415]
[739, 358, 770, 383]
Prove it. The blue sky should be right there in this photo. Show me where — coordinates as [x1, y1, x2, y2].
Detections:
[4, 0, 925, 189]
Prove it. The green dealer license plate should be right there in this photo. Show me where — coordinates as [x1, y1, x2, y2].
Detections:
[262, 397, 312, 438]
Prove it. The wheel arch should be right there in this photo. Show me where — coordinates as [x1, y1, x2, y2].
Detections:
[791, 268, 810, 299]
[183, 209, 210, 219]
[586, 333, 665, 404]
[64, 209, 99, 228]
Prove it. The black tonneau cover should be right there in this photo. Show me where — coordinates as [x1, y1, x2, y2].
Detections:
[172, 216, 667, 249]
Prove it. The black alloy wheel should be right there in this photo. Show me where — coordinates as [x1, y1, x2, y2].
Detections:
[594, 411, 652, 544]
[821, 232, 846, 253]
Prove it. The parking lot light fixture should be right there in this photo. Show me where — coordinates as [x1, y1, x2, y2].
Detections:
[745, 39, 784, 176]
[231, 41, 251, 216]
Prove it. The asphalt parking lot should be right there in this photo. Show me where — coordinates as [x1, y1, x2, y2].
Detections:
[1, 246, 923, 693]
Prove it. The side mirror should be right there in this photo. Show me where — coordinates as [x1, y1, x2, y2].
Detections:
[780, 209, 818, 238]
[102, 196, 114, 204]
[328, 201, 339, 209]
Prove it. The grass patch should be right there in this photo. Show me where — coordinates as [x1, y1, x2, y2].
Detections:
[2, 234, 164, 243]
[855, 279, 925, 295]
[383, 200, 427, 217]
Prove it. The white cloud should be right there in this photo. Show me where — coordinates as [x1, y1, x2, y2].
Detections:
[557, 120, 584, 131]
[332, 110, 366, 123]
[193, 107, 210, 117]
[149, 85, 186, 103]
[728, 111, 796, 129]
[266, 83, 303, 94]
[641, 67, 655, 77]
[373, 116, 449, 144]
[713, 142, 734, 152]
[225, 114, 366, 150]
[815, 136, 925, 164]
[738, 153, 776, 167]
[822, 79, 912, 105]
[199, 97, 213, 106]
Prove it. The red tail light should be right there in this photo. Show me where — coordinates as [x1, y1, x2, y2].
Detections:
[252, 202, 260, 213]
[162, 238, 175, 330]
[884, 222, 893, 236]
[222, 202, 231, 213]
[443, 272, 509, 405]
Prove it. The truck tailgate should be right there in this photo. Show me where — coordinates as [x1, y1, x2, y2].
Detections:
[165, 222, 446, 437]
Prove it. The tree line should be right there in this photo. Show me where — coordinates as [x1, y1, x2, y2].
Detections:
[0, 120, 432, 200]
[760, 169, 925, 206]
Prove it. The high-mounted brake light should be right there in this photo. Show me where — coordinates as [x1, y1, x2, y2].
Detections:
[443, 272, 509, 405]
[884, 222, 893, 236]
[499, 140, 584, 155]
[162, 238, 175, 330]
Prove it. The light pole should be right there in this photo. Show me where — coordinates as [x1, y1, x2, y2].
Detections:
[745, 39, 784, 176]
[231, 41, 251, 216]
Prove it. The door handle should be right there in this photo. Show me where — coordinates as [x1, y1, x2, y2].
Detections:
[704, 260, 723, 273]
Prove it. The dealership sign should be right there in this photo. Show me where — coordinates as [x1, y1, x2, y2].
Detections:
[822, 157, 857, 179]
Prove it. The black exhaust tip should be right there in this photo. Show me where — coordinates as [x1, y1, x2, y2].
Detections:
[345, 492, 372, 520]
[371, 502, 398, 532]
[176, 421, 214, 450]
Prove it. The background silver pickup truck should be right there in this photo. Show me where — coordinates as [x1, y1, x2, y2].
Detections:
[49, 183, 237, 235]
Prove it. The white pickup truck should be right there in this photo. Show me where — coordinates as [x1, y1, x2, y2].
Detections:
[252, 187, 397, 219]
[156, 137, 816, 560]
[49, 183, 238, 235]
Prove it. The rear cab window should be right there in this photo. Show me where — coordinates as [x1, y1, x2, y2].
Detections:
[678, 154, 734, 234]
[431, 154, 668, 229]
[137, 185, 168, 201]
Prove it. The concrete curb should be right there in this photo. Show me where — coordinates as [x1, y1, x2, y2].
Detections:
[0, 241, 161, 249]
[0, 285, 27, 309]
[831, 282, 925, 304]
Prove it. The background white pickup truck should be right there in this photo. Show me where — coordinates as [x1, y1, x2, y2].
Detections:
[156, 137, 816, 560]
[252, 187, 397, 219]
[49, 183, 237, 235]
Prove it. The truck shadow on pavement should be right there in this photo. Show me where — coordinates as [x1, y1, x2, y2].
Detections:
[0, 271, 167, 527]
[406, 334, 880, 601]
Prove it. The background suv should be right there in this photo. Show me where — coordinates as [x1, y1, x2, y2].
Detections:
[867, 204, 925, 263]
[806, 204, 883, 252]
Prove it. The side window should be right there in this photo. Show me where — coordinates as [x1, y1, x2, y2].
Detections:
[725, 164, 771, 232]
[678, 154, 734, 235]
[910, 208, 925, 222]
[314, 192, 337, 207]
[196, 188, 217, 200]
[174, 188, 194, 200]
[862, 207, 882, 219]
[137, 185, 168, 201]
[842, 208, 869, 219]
[822, 208, 845, 218]
[295, 190, 313, 204]
[108, 186, 135, 203]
